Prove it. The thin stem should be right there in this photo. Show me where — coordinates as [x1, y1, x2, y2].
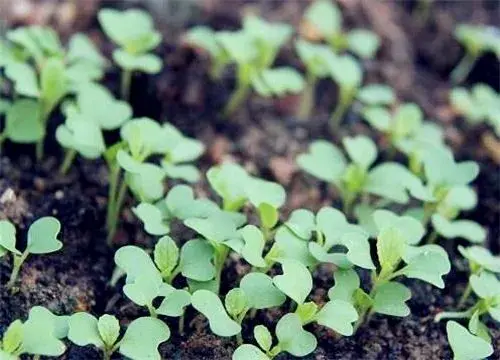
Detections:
[214, 246, 229, 293]
[426, 230, 439, 244]
[59, 149, 77, 175]
[147, 303, 158, 318]
[434, 309, 472, 323]
[178, 314, 185, 336]
[106, 166, 120, 234]
[36, 105, 47, 161]
[297, 72, 317, 119]
[7, 251, 29, 289]
[223, 83, 250, 117]
[457, 282, 472, 309]
[450, 52, 478, 84]
[330, 100, 348, 131]
[107, 177, 128, 246]
[121, 70, 133, 101]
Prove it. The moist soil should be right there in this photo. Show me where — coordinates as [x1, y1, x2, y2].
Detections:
[0, 0, 499, 359]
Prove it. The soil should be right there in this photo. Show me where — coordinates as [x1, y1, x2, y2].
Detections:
[0, 0, 499, 359]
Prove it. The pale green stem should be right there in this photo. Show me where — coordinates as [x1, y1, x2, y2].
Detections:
[457, 282, 472, 309]
[106, 166, 120, 232]
[223, 83, 251, 117]
[107, 178, 128, 246]
[7, 250, 29, 290]
[59, 149, 77, 175]
[121, 69, 133, 101]
[297, 72, 317, 119]
[426, 230, 439, 244]
[434, 309, 472, 323]
[450, 52, 478, 84]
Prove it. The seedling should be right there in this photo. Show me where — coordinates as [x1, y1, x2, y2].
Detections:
[186, 16, 304, 116]
[0, 217, 62, 290]
[446, 321, 493, 360]
[328, 210, 450, 330]
[450, 84, 500, 135]
[451, 25, 500, 83]
[98, 8, 162, 99]
[207, 162, 286, 237]
[68, 313, 169, 360]
[302, 0, 380, 59]
[56, 82, 132, 174]
[436, 271, 499, 353]
[0, 306, 68, 359]
[1, 26, 105, 159]
[114, 242, 191, 318]
[297, 135, 429, 214]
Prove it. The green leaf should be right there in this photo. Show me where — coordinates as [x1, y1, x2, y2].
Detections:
[55, 115, 106, 158]
[26, 217, 62, 254]
[120, 118, 164, 158]
[123, 276, 165, 307]
[132, 203, 170, 236]
[432, 214, 486, 244]
[314, 299, 358, 336]
[258, 203, 279, 230]
[458, 246, 500, 273]
[67, 33, 106, 67]
[5, 99, 44, 143]
[184, 213, 238, 243]
[153, 236, 179, 277]
[297, 140, 346, 183]
[274, 227, 317, 267]
[225, 288, 248, 318]
[2, 320, 23, 355]
[328, 269, 360, 303]
[285, 209, 315, 240]
[316, 207, 367, 247]
[21, 306, 67, 356]
[0, 220, 20, 256]
[343, 135, 377, 169]
[67, 312, 104, 348]
[423, 148, 479, 187]
[233, 344, 269, 360]
[374, 210, 425, 245]
[303, 0, 342, 38]
[347, 29, 380, 59]
[329, 54, 363, 89]
[239, 225, 266, 268]
[119, 317, 170, 360]
[446, 321, 493, 360]
[40, 57, 67, 114]
[254, 325, 272, 352]
[114, 245, 161, 284]
[207, 163, 250, 211]
[97, 314, 120, 348]
[243, 14, 293, 53]
[191, 290, 241, 337]
[216, 31, 257, 64]
[377, 227, 405, 273]
[342, 232, 375, 270]
[156, 289, 191, 317]
[470, 271, 500, 300]
[184, 26, 222, 58]
[372, 282, 411, 317]
[399, 250, 451, 288]
[468, 310, 491, 343]
[179, 239, 216, 281]
[251, 67, 305, 97]
[113, 50, 162, 73]
[245, 178, 286, 210]
[5, 62, 39, 97]
[295, 40, 337, 78]
[240, 273, 286, 309]
[275, 313, 317, 357]
[295, 302, 318, 324]
[273, 259, 312, 304]
[357, 84, 394, 106]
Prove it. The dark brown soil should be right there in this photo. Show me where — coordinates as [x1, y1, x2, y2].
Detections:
[0, 0, 499, 359]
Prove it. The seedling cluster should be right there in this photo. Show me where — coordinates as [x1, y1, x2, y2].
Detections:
[0, 2, 498, 360]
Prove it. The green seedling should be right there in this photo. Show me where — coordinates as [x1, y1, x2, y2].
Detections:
[68, 314, 169, 360]
[329, 210, 450, 330]
[446, 321, 493, 360]
[436, 271, 499, 354]
[0, 306, 68, 359]
[1, 26, 105, 159]
[105, 117, 204, 243]
[0, 217, 62, 290]
[302, 0, 380, 59]
[186, 16, 303, 116]
[114, 242, 191, 318]
[233, 313, 318, 359]
[56, 82, 132, 174]
[450, 84, 500, 136]
[207, 162, 286, 237]
[297, 135, 429, 214]
[451, 25, 500, 83]
[98, 8, 162, 99]
[362, 102, 446, 172]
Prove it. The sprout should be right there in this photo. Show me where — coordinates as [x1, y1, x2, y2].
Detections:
[1, 26, 105, 159]
[98, 8, 162, 99]
[302, 0, 380, 59]
[0, 217, 62, 290]
[451, 25, 500, 83]
[297, 136, 429, 214]
[0, 306, 68, 358]
[450, 84, 500, 136]
[68, 313, 170, 360]
[446, 321, 493, 360]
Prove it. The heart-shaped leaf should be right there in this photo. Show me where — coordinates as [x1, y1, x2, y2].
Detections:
[5, 99, 44, 143]
[239, 225, 266, 268]
[97, 314, 120, 348]
[399, 250, 451, 288]
[240, 273, 286, 309]
[119, 317, 170, 360]
[446, 321, 493, 360]
[67, 312, 103, 348]
[297, 140, 346, 183]
[21, 307, 67, 356]
[432, 214, 486, 244]
[156, 289, 191, 317]
[372, 282, 411, 317]
[314, 299, 358, 336]
[275, 313, 317, 357]
[328, 269, 360, 303]
[179, 239, 215, 282]
[153, 236, 179, 278]
[233, 344, 269, 360]
[273, 259, 312, 305]
[26, 217, 62, 254]
[0, 220, 20, 256]
[133, 203, 170, 236]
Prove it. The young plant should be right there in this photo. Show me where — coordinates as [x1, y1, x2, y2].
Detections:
[0, 217, 62, 290]
[56, 82, 132, 174]
[1, 26, 105, 159]
[446, 321, 493, 360]
[436, 271, 499, 354]
[98, 8, 162, 99]
[114, 241, 191, 318]
[450, 83, 500, 136]
[68, 313, 170, 360]
[330, 210, 450, 329]
[451, 24, 500, 83]
[297, 135, 429, 214]
[0, 306, 68, 359]
[302, 0, 380, 59]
